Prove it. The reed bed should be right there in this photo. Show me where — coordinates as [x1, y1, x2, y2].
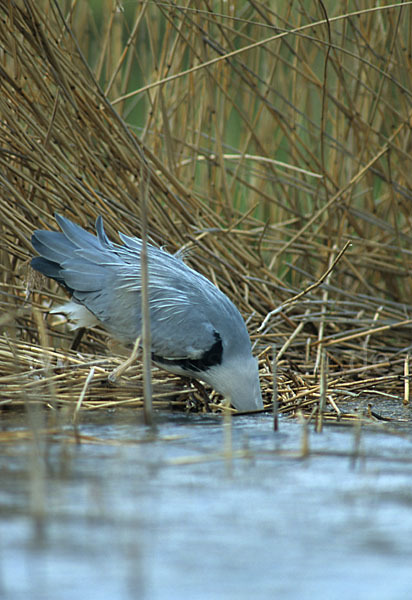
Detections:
[0, 1, 411, 423]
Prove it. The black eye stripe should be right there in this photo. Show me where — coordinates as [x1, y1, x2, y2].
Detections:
[152, 331, 222, 373]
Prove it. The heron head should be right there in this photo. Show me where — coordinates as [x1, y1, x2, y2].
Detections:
[203, 354, 263, 412]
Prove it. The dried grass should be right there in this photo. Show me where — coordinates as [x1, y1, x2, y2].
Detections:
[1, 1, 411, 422]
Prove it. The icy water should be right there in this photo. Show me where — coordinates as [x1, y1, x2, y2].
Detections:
[1, 408, 412, 600]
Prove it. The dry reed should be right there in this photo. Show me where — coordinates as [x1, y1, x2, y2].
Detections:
[0, 1, 411, 423]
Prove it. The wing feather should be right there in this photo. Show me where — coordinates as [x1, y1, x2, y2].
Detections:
[32, 214, 221, 360]
[31, 214, 250, 363]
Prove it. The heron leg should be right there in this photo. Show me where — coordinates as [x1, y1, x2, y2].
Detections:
[108, 336, 141, 383]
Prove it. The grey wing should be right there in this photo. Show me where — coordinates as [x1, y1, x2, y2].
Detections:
[92, 266, 219, 361]
[32, 214, 219, 361]
[32, 215, 135, 338]
[115, 229, 221, 359]
[74, 270, 219, 364]
[147, 287, 219, 361]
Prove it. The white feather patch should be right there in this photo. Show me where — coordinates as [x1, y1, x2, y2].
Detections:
[50, 301, 99, 329]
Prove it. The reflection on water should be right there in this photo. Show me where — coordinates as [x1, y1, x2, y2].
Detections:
[1, 409, 412, 600]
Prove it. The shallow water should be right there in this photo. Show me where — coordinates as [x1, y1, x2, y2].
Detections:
[1, 408, 412, 600]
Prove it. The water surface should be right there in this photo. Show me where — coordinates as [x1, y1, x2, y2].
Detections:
[1, 408, 412, 599]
